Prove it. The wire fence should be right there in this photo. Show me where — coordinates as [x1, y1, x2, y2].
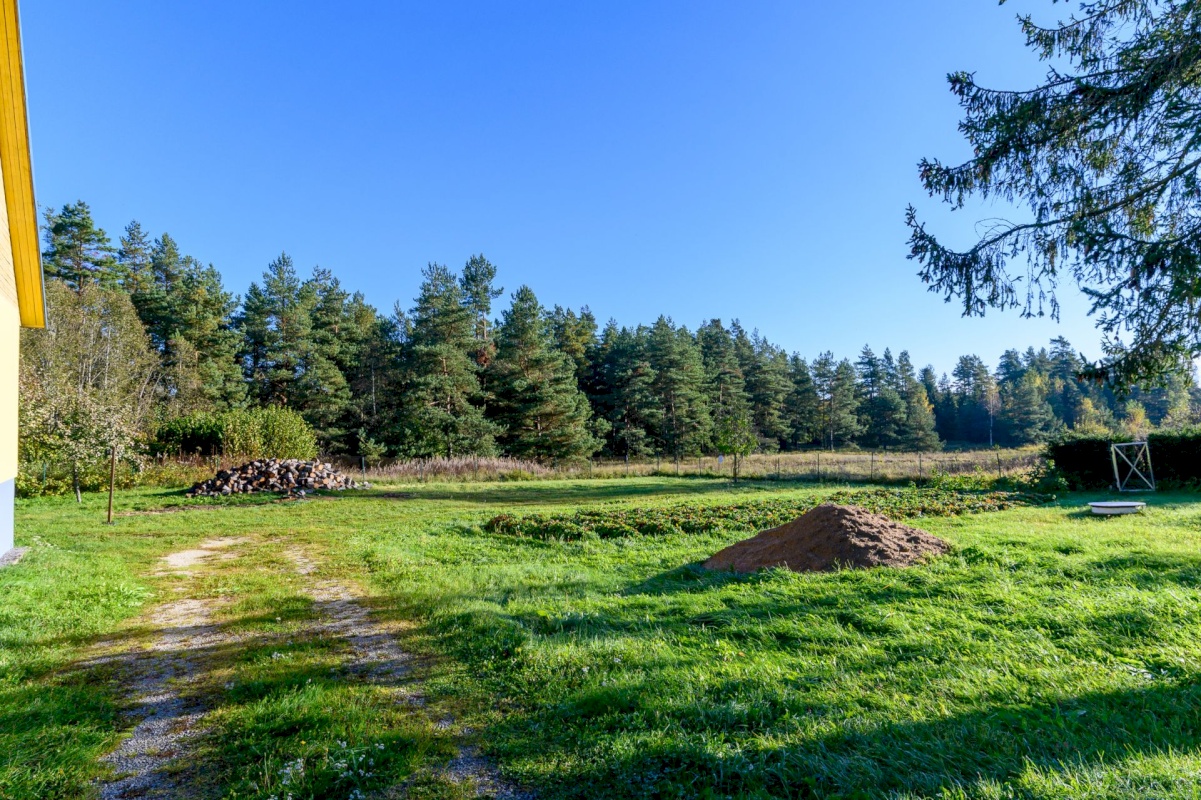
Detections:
[326, 448, 1044, 485]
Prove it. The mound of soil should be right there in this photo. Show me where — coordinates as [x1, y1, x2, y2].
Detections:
[703, 503, 948, 573]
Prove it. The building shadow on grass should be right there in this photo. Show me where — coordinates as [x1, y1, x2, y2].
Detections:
[13, 599, 443, 798]
[446, 541, 1201, 796]
[482, 677, 1201, 798]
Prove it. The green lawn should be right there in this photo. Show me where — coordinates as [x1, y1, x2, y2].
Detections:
[5, 478, 1201, 798]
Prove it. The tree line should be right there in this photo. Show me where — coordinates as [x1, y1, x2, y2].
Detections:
[26, 200, 1201, 467]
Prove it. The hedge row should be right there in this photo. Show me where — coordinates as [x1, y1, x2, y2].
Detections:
[1046, 429, 1201, 489]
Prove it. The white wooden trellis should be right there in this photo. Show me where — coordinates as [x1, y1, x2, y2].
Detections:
[1111, 441, 1155, 492]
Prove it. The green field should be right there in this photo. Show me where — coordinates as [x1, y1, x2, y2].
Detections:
[5, 478, 1201, 799]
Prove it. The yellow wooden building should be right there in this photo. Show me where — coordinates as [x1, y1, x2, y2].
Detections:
[0, 0, 43, 556]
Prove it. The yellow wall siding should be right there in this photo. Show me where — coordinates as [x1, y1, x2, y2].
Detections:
[0, 294, 16, 484]
[0, 147, 14, 309]
[0, 82, 12, 494]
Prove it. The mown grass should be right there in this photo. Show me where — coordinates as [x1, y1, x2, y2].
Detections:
[6, 478, 1201, 798]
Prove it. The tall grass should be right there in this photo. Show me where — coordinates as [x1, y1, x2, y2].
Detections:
[333, 447, 1043, 485]
[21, 447, 1046, 495]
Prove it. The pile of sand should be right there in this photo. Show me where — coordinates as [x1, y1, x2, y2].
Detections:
[703, 503, 948, 573]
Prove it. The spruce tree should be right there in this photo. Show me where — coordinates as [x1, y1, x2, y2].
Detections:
[460, 254, 503, 371]
[743, 332, 792, 450]
[599, 324, 662, 458]
[167, 257, 245, 412]
[783, 355, 819, 449]
[895, 351, 940, 451]
[646, 317, 711, 460]
[908, 0, 1201, 383]
[490, 286, 596, 461]
[856, 345, 906, 448]
[237, 252, 313, 407]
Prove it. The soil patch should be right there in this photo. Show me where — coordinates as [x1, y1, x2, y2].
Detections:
[159, 537, 248, 572]
[703, 503, 948, 573]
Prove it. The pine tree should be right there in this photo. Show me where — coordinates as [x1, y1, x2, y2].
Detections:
[404, 263, 498, 457]
[549, 305, 599, 385]
[490, 286, 596, 461]
[999, 371, 1055, 445]
[117, 221, 153, 295]
[117, 226, 244, 415]
[856, 345, 906, 448]
[812, 352, 860, 449]
[294, 268, 355, 449]
[42, 201, 119, 291]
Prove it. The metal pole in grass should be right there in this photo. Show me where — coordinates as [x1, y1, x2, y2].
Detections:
[106, 445, 117, 524]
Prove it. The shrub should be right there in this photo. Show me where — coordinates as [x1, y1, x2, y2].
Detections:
[226, 407, 317, 460]
[154, 413, 224, 456]
[154, 407, 318, 461]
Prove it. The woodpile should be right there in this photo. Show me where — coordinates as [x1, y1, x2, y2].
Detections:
[186, 459, 365, 497]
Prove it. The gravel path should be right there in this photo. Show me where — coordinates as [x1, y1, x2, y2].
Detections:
[94, 538, 531, 799]
[280, 547, 530, 797]
[97, 539, 247, 799]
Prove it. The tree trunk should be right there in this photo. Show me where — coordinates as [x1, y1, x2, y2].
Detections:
[73, 463, 82, 503]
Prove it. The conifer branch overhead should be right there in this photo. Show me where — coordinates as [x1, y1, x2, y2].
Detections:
[908, 0, 1201, 384]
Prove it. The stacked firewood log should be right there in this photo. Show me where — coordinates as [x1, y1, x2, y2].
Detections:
[186, 459, 365, 497]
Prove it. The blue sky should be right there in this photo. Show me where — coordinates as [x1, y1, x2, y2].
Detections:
[22, 1, 1100, 376]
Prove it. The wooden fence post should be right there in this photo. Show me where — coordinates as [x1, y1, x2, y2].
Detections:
[106, 445, 117, 524]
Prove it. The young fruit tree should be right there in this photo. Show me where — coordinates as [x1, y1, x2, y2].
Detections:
[19, 283, 158, 500]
